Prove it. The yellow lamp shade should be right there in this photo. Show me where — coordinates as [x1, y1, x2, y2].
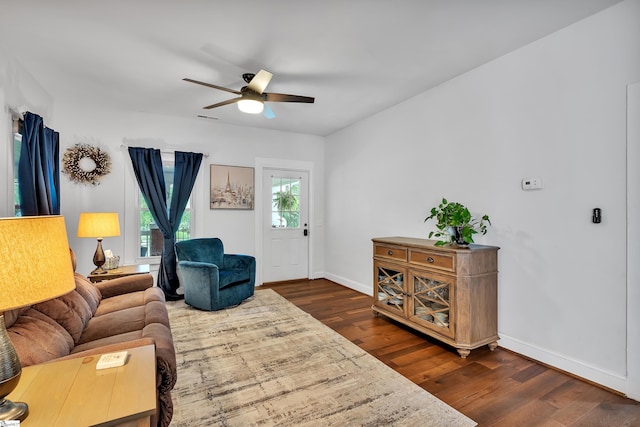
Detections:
[77, 212, 120, 239]
[0, 215, 76, 311]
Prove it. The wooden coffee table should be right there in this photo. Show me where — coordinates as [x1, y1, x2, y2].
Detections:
[88, 264, 150, 283]
[6, 345, 156, 426]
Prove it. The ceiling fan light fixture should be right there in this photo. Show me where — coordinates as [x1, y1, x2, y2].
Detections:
[237, 98, 264, 114]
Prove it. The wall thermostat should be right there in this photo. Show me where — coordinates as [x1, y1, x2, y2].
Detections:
[521, 177, 543, 190]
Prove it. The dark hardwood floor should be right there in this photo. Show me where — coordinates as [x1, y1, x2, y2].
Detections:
[261, 279, 640, 427]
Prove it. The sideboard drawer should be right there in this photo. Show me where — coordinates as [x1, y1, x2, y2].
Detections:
[375, 244, 408, 262]
[409, 250, 454, 272]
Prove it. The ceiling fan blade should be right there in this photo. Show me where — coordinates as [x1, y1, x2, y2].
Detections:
[203, 97, 243, 109]
[183, 78, 241, 95]
[263, 104, 276, 120]
[264, 93, 315, 103]
[247, 69, 273, 94]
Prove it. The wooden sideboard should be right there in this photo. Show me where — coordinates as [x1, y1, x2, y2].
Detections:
[372, 236, 499, 358]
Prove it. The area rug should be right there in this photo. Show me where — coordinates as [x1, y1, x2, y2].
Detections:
[166, 289, 476, 426]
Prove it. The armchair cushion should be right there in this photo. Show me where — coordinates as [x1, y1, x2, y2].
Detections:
[219, 268, 251, 290]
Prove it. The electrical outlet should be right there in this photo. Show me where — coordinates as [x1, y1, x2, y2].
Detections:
[521, 177, 543, 190]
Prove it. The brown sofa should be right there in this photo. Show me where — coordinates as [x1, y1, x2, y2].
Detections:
[4, 254, 177, 427]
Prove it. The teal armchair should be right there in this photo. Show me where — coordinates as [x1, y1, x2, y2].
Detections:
[175, 238, 256, 311]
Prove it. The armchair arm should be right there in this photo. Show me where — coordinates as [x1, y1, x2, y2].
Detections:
[178, 260, 219, 274]
[223, 254, 255, 269]
[94, 273, 154, 299]
[177, 261, 220, 285]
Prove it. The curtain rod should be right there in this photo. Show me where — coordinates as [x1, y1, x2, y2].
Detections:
[7, 105, 26, 121]
[120, 144, 209, 158]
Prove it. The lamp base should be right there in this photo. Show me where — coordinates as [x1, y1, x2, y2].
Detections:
[92, 238, 107, 274]
[0, 398, 28, 421]
[91, 266, 108, 275]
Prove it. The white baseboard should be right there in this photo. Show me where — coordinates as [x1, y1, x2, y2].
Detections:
[499, 334, 628, 396]
[323, 272, 372, 296]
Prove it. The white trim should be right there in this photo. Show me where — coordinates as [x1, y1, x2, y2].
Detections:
[324, 272, 371, 296]
[626, 82, 640, 401]
[255, 157, 314, 286]
[4, 110, 15, 217]
[499, 334, 627, 394]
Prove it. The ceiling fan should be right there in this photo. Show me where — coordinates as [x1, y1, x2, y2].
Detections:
[183, 70, 315, 119]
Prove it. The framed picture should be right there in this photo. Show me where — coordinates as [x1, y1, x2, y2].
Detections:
[210, 164, 255, 210]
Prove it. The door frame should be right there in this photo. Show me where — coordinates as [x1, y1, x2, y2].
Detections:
[627, 82, 640, 400]
[255, 157, 315, 286]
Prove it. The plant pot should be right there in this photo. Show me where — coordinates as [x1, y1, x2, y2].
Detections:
[453, 226, 469, 247]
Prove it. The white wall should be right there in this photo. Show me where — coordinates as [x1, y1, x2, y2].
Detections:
[50, 103, 325, 281]
[0, 59, 325, 282]
[325, 0, 640, 394]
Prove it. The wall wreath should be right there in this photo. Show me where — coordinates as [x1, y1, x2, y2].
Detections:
[62, 143, 112, 186]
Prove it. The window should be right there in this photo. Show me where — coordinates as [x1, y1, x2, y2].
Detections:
[138, 160, 192, 259]
[271, 177, 300, 228]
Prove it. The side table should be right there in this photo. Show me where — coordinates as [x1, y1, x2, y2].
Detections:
[6, 344, 156, 426]
[88, 264, 151, 283]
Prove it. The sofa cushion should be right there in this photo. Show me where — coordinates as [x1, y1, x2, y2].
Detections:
[72, 330, 144, 354]
[33, 291, 91, 342]
[94, 287, 165, 317]
[74, 273, 102, 314]
[78, 299, 170, 345]
[8, 308, 74, 365]
[2, 307, 29, 329]
[33, 289, 93, 343]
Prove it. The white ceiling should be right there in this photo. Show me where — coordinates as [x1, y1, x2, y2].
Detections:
[0, 0, 622, 136]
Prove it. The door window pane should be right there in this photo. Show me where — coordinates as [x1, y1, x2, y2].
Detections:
[271, 177, 300, 228]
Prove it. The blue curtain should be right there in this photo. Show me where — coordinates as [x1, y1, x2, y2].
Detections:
[18, 112, 60, 216]
[128, 147, 202, 298]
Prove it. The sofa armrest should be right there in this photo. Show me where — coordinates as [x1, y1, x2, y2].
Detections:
[65, 335, 176, 394]
[60, 337, 156, 361]
[94, 273, 154, 299]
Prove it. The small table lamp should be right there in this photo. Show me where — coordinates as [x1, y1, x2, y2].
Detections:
[0, 215, 76, 421]
[77, 212, 121, 274]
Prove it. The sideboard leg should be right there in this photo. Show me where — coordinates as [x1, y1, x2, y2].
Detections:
[457, 348, 470, 359]
[488, 341, 498, 351]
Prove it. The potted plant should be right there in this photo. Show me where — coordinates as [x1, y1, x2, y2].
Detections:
[424, 198, 491, 247]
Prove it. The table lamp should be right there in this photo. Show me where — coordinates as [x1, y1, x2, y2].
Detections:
[0, 215, 76, 421]
[77, 212, 120, 274]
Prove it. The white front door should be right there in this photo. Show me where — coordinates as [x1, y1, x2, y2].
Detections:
[261, 169, 309, 283]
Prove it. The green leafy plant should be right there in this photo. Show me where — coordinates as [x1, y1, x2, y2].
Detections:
[424, 198, 491, 246]
[273, 190, 299, 228]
